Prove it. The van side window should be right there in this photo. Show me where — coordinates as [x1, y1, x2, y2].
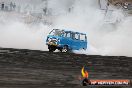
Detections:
[63, 32, 67, 37]
[75, 33, 79, 40]
[66, 32, 71, 38]
[80, 34, 86, 41]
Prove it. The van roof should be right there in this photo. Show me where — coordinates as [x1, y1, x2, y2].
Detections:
[52, 29, 86, 35]
[62, 29, 86, 35]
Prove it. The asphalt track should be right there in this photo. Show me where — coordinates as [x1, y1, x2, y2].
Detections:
[0, 48, 131, 88]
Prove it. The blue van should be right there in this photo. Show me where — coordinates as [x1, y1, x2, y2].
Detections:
[46, 29, 87, 52]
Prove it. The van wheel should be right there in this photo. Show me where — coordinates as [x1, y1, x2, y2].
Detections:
[61, 46, 69, 52]
[48, 46, 56, 52]
[83, 48, 87, 50]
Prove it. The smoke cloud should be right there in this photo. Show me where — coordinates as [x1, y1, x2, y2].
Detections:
[52, 0, 132, 57]
[0, 0, 132, 57]
[0, 12, 50, 50]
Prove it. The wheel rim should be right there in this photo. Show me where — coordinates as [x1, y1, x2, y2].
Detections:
[62, 46, 68, 52]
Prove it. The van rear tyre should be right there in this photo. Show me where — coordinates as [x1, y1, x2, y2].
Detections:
[61, 46, 69, 53]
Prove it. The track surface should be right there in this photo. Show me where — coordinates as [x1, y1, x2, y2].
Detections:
[0, 48, 131, 88]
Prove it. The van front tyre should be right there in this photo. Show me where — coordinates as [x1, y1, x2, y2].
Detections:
[48, 46, 56, 52]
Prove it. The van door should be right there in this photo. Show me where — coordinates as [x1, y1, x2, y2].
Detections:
[80, 34, 87, 50]
[71, 33, 80, 50]
[61, 32, 73, 49]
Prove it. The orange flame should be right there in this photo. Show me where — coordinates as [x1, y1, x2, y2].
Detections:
[81, 67, 89, 78]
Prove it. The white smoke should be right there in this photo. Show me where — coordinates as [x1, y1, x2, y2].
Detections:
[52, 0, 132, 57]
[0, 0, 132, 57]
[0, 12, 50, 50]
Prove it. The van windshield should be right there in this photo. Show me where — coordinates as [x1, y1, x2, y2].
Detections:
[49, 29, 65, 36]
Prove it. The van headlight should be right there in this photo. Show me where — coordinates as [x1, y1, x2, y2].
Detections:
[48, 38, 52, 42]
